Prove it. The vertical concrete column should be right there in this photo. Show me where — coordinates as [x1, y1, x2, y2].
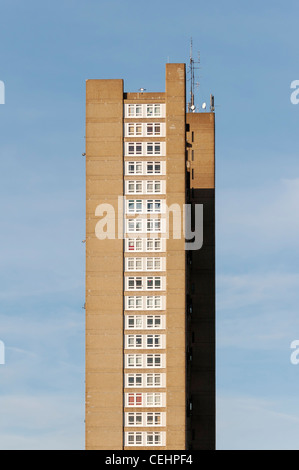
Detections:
[85, 79, 124, 450]
[165, 64, 186, 450]
[186, 112, 215, 450]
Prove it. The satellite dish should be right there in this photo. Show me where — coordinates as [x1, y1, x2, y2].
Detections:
[202, 102, 207, 110]
[190, 104, 195, 111]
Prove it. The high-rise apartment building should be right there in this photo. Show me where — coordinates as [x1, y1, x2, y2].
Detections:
[85, 63, 215, 450]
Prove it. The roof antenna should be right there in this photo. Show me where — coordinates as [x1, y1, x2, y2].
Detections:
[187, 38, 200, 112]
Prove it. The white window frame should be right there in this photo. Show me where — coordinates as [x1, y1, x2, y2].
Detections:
[126, 218, 143, 233]
[125, 238, 166, 253]
[125, 315, 166, 330]
[125, 372, 166, 388]
[124, 122, 165, 137]
[126, 392, 143, 407]
[125, 276, 165, 291]
[124, 103, 166, 119]
[126, 104, 143, 118]
[125, 218, 166, 234]
[125, 199, 164, 215]
[125, 412, 166, 427]
[125, 392, 166, 407]
[126, 122, 143, 136]
[125, 353, 166, 368]
[125, 295, 166, 311]
[125, 179, 166, 195]
[125, 257, 165, 272]
[146, 122, 164, 136]
[125, 161, 166, 177]
[124, 431, 166, 447]
[124, 142, 166, 157]
[125, 334, 166, 349]
[146, 103, 162, 117]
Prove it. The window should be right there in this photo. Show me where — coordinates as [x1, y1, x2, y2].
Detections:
[147, 200, 153, 213]
[146, 123, 153, 136]
[127, 181, 135, 193]
[126, 199, 162, 214]
[126, 257, 143, 271]
[146, 354, 162, 367]
[128, 142, 142, 155]
[125, 431, 165, 447]
[145, 162, 161, 175]
[125, 412, 164, 428]
[126, 180, 143, 194]
[125, 142, 164, 156]
[146, 413, 162, 426]
[146, 374, 162, 387]
[125, 354, 165, 368]
[127, 393, 143, 407]
[127, 315, 143, 329]
[128, 162, 135, 175]
[146, 258, 153, 270]
[127, 104, 142, 118]
[155, 162, 161, 174]
[154, 143, 161, 155]
[154, 239, 161, 251]
[126, 296, 143, 310]
[147, 239, 154, 251]
[146, 238, 162, 252]
[125, 393, 164, 408]
[125, 334, 165, 349]
[127, 162, 143, 175]
[146, 393, 162, 407]
[127, 258, 135, 271]
[144, 200, 161, 213]
[146, 143, 153, 155]
[147, 218, 161, 232]
[146, 316, 162, 329]
[127, 412, 143, 426]
[147, 433, 162, 446]
[127, 123, 142, 136]
[145, 296, 162, 309]
[146, 104, 161, 117]
[154, 296, 161, 309]
[146, 181, 154, 193]
[127, 277, 143, 290]
[146, 277, 162, 290]
[127, 354, 143, 367]
[146, 162, 154, 174]
[146, 335, 161, 348]
[126, 335, 143, 349]
[127, 374, 142, 387]
[125, 315, 165, 330]
[127, 219, 143, 233]
[126, 238, 164, 253]
[146, 123, 161, 136]
[154, 181, 161, 193]
[154, 258, 161, 270]
[125, 372, 165, 388]
[146, 142, 161, 155]
[125, 162, 165, 178]
[127, 199, 143, 213]
[155, 200, 161, 212]
[127, 239, 143, 252]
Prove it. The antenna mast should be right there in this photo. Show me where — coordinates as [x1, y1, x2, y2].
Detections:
[187, 38, 200, 112]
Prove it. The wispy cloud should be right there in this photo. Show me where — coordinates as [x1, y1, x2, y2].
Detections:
[218, 177, 299, 259]
[0, 394, 84, 450]
[217, 395, 299, 450]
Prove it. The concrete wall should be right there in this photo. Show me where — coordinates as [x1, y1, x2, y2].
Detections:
[85, 79, 124, 450]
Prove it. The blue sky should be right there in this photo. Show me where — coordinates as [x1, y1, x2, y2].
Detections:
[1, 0, 299, 450]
